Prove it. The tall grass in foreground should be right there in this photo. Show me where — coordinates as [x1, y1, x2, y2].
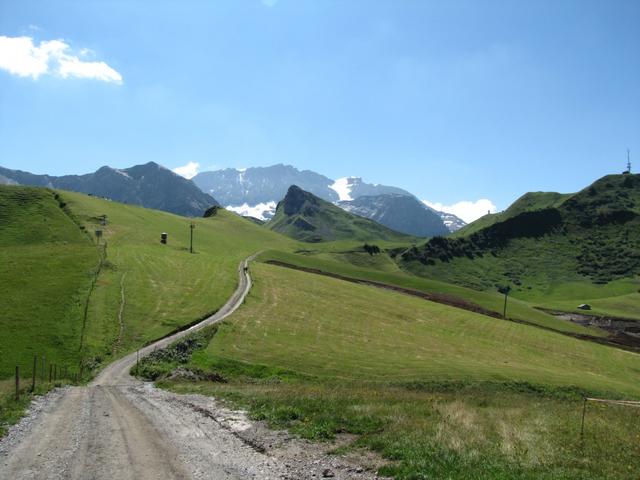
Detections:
[162, 371, 640, 479]
[134, 327, 640, 479]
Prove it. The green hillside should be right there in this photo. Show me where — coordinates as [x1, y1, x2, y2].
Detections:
[400, 174, 640, 317]
[257, 249, 603, 337]
[454, 191, 571, 237]
[199, 263, 639, 393]
[152, 263, 640, 479]
[6, 182, 640, 478]
[266, 185, 412, 242]
[0, 186, 98, 378]
[0, 185, 295, 380]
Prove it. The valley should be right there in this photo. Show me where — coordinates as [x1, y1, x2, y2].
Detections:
[1, 171, 639, 479]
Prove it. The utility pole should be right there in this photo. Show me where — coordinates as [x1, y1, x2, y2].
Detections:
[499, 285, 511, 319]
[627, 149, 632, 173]
[189, 222, 196, 254]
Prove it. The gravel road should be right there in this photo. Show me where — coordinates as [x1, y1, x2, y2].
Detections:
[0, 258, 383, 480]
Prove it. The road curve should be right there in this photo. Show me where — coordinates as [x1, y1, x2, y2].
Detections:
[94, 255, 255, 386]
[1, 255, 381, 480]
[0, 256, 277, 480]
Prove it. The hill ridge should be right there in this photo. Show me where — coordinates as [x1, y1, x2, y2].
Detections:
[267, 185, 413, 242]
[0, 163, 218, 217]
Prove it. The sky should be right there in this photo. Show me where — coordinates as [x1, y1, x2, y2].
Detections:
[0, 0, 638, 222]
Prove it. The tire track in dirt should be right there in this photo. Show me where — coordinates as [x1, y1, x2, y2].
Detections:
[112, 272, 127, 356]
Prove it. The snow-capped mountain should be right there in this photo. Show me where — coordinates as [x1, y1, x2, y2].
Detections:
[192, 165, 338, 213]
[437, 211, 467, 232]
[338, 194, 450, 237]
[192, 164, 465, 233]
[329, 177, 412, 202]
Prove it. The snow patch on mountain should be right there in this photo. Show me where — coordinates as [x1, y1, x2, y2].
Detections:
[112, 168, 131, 179]
[172, 161, 200, 179]
[226, 201, 277, 221]
[437, 212, 467, 232]
[329, 177, 355, 201]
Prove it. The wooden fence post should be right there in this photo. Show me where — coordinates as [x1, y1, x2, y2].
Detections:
[32, 355, 37, 392]
[580, 398, 587, 441]
[49, 364, 53, 383]
[15, 366, 20, 401]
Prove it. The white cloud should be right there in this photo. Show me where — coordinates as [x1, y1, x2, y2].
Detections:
[0, 35, 122, 84]
[423, 198, 497, 224]
[226, 201, 277, 221]
[173, 161, 200, 179]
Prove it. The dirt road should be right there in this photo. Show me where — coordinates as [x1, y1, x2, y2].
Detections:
[0, 258, 380, 480]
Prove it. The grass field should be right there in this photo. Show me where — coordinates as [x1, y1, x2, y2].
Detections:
[141, 263, 640, 479]
[513, 279, 640, 320]
[0, 187, 98, 379]
[0, 186, 296, 382]
[194, 264, 640, 394]
[60, 191, 296, 372]
[257, 249, 604, 337]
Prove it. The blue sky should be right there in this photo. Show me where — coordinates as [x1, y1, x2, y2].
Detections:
[0, 0, 638, 220]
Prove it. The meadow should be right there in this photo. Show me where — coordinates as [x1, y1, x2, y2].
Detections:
[193, 263, 640, 394]
[0, 187, 98, 379]
[257, 249, 605, 337]
[142, 263, 640, 479]
[59, 190, 296, 371]
[0, 186, 296, 382]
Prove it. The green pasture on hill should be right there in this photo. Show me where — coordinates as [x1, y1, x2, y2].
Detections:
[0, 187, 98, 378]
[147, 262, 640, 479]
[61, 190, 296, 371]
[257, 249, 604, 337]
[194, 263, 640, 395]
[0, 185, 295, 380]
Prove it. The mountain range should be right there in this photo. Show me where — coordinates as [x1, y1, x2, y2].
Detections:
[2, 162, 465, 237]
[192, 164, 465, 235]
[0, 162, 218, 217]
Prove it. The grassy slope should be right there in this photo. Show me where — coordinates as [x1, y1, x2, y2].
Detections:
[197, 263, 639, 395]
[258, 249, 602, 336]
[0, 186, 98, 378]
[59, 190, 296, 371]
[402, 175, 640, 320]
[512, 277, 640, 319]
[163, 263, 640, 479]
[453, 192, 571, 238]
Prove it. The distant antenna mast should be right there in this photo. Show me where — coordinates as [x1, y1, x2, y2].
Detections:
[627, 149, 632, 173]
